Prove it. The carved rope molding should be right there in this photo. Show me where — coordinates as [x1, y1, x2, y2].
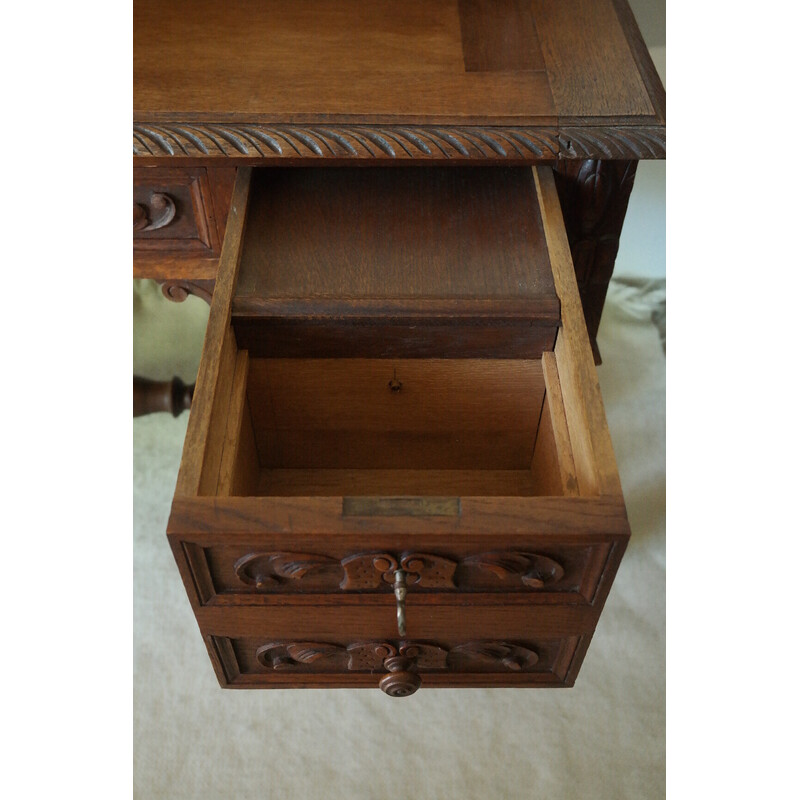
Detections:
[133, 123, 665, 160]
[232, 550, 564, 592]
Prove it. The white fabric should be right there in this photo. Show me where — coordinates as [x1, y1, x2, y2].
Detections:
[133, 279, 665, 798]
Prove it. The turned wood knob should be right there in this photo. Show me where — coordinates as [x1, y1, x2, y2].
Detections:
[133, 192, 176, 232]
[379, 670, 421, 697]
[133, 376, 194, 417]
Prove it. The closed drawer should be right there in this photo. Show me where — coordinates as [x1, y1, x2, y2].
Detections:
[132, 166, 236, 283]
[133, 167, 218, 252]
[167, 166, 629, 695]
[206, 633, 587, 692]
[181, 538, 616, 606]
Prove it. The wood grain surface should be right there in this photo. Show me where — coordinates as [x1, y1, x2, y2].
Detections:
[245, 358, 544, 471]
[133, 0, 666, 161]
[232, 167, 560, 358]
[174, 167, 252, 497]
[235, 167, 557, 307]
[534, 166, 623, 497]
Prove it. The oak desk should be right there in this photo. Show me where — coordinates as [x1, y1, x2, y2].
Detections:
[134, 0, 665, 355]
[133, 0, 665, 694]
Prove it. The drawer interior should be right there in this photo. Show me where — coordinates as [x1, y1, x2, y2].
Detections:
[213, 354, 575, 498]
[173, 164, 623, 518]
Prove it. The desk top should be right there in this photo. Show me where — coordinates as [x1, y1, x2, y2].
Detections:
[133, 0, 665, 162]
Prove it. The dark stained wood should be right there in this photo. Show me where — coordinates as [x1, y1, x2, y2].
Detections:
[234, 317, 557, 360]
[133, 166, 236, 283]
[553, 159, 638, 362]
[181, 540, 612, 603]
[236, 168, 556, 305]
[210, 633, 584, 689]
[133, 376, 193, 417]
[233, 167, 559, 359]
[195, 601, 598, 640]
[133, 167, 218, 254]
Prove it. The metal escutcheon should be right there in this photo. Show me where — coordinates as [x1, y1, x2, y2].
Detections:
[393, 569, 407, 636]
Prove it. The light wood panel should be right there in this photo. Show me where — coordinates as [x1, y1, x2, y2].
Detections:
[530, 352, 579, 496]
[534, 166, 623, 497]
[257, 469, 542, 497]
[216, 351, 251, 497]
[246, 358, 544, 470]
[174, 167, 252, 496]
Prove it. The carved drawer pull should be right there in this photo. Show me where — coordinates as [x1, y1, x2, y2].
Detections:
[133, 191, 176, 232]
[379, 657, 421, 697]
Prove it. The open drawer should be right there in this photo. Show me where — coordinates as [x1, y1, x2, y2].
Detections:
[167, 166, 630, 694]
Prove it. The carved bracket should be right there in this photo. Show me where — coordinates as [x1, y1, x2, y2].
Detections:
[553, 159, 638, 360]
[233, 550, 565, 592]
[159, 280, 214, 305]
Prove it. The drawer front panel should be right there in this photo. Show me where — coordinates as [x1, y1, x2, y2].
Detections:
[133, 167, 219, 254]
[184, 541, 614, 606]
[208, 633, 585, 691]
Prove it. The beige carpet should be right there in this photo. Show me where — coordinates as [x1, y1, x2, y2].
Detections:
[133, 278, 665, 799]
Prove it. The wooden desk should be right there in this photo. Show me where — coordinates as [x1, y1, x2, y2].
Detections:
[133, 0, 665, 355]
[134, 0, 665, 694]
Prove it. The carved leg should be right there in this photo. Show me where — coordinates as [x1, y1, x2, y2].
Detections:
[552, 160, 638, 363]
[133, 376, 194, 417]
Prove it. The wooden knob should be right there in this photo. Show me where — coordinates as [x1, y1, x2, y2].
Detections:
[379, 670, 421, 697]
[133, 376, 193, 417]
[133, 192, 176, 232]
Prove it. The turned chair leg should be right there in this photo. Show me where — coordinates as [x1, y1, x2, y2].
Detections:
[133, 376, 194, 417]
